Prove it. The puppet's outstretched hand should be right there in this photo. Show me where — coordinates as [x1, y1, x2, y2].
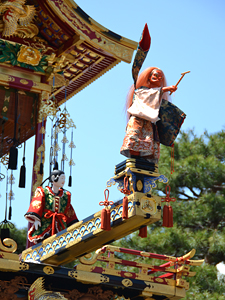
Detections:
[162, 85, 177, 94]
[34, 219, 41, 230]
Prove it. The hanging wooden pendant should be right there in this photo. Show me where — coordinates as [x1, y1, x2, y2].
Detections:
[19, 142, 26, 188]
[8, 171, 15, 220]
[0, 170, 14, 237]
[60, 105, 69, 172]
[53, 114, 61, 171]
[68, 129, 75, 187]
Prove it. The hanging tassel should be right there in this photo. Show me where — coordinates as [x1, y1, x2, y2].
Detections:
[122, 196, 128, 219]
[69, 129, 75, 187]
[8, 146, 18, 170]
[99, 189, 114, 231]
[120, 177, 131, 220]
[138, 225, 147, 238]
[106, 209, 111, 231]
[8, 206, 12, 220]
[19, 142, 26, 188]
[162, 185, 176, 228]
[68, 175, 72, 187]
[162, 205, 173, 227]
[53, 161, 58, 170]
[168, 205, 173, 227]
[101, 208, 107, 230]
[19, 158, 26, 187]
[40, 162, 44, 174]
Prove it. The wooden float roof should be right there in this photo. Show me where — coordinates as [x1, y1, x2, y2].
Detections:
[0, 0, 137, 156]
[28, 0, 138, 104]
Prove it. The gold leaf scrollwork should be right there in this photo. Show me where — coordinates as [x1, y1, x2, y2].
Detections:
[0, 238, 17, 253]
[38, 97, 58, 122]
[66, 117, 76, 130]
[57, 112, 67, 129]
[57, 111, 76, 130]
[0, 154, 9, 166]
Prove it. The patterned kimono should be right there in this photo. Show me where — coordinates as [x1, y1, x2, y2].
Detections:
[25, 186, 78, 244]
[120, 86, 162, 163]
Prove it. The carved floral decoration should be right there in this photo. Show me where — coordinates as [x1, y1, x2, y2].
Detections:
[64, 286, 114, 300]
[0, 40, 48, 72]
[0, 276, 27, 300]
[17, 45, 42, 66]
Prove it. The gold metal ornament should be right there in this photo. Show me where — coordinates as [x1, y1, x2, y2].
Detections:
[122, 278, 133, 287]
[28, 277, 67, 300]
[43, 265, 55, 275]
[69, 141, 76, 149]
[0, 237, 17, 253]
[0, 154, 9, 167]
[61, 153, 68, 161]
[39, 126, 46, 135]
[136, 180, 143, 191]
[17, 45, 42, 66]
[69, 158, 75, 166]
[61, 136, 69, 144]
[0, 0, 38, 38]
[8, 173, 15, 185]
[53, 142, 61, 156]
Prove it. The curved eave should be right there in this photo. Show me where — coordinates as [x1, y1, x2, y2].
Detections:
[68, 0, 137, 49]
[46, 0, 138, 63]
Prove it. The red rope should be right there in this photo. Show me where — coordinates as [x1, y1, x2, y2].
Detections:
[161, 185, 176, 203]
[44, 210, 67, 236]
[99, 189, 114, 207]
[120, 176, 131, 195]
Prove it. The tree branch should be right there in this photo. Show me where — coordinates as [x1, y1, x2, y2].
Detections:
[189, 187, 200, 198]
[178, 192, 194, 200]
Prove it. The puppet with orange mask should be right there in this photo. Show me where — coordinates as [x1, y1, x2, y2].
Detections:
[120, 25, 186, 164]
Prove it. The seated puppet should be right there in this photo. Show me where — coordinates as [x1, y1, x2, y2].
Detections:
[25, 170, 78, 244]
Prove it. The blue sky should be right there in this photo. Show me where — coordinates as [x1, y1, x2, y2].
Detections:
[0, 0, 225, 229]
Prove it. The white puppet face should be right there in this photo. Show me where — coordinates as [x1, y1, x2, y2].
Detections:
[52, 174, 65, 189]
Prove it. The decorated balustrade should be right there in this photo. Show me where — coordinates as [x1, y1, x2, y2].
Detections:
[77, 245, 204, 299]
[22, 191, 162, 266]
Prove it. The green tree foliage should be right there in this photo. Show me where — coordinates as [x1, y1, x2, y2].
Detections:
[114, 129, 225, 299]
[10, 225, 27, 254]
